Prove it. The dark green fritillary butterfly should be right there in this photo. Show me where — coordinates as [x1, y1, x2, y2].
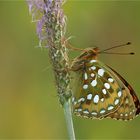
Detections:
[71, 43, 140, 121]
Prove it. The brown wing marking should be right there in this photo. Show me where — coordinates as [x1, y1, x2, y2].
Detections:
[107, 65, 140, 116]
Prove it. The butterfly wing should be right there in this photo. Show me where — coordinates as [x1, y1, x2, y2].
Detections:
[105, 65, 140, 120]
[72, 59, 140, 120]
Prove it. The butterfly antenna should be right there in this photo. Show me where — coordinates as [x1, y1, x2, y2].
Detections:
[99, 42, 134, 55]
[100, 52, 135, 55]
[99, 42, 131, 53]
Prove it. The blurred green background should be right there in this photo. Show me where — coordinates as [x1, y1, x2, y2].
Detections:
[0, 0, 140, 139]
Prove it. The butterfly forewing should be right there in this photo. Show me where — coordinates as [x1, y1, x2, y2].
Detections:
[71, 57, 140, 120]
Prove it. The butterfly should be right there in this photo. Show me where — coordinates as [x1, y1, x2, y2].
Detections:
[70, 42, 140, 121]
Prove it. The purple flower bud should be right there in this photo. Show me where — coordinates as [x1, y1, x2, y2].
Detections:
[26, 0, 66, 48]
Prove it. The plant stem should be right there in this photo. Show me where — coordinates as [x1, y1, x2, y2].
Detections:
[63, 98, 76, 140]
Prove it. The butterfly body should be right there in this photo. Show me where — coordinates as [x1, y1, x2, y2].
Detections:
[71, 47, 140, 121]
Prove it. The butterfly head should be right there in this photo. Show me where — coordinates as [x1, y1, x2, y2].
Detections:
[88, 47, 100, 56]
[71, 47, 100, 71]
